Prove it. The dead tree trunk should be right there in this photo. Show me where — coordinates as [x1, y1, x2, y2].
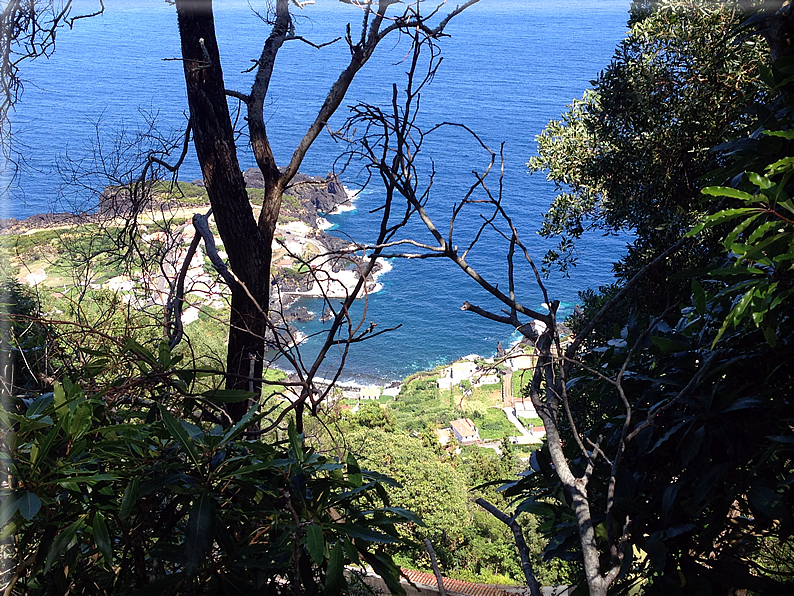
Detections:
[175, 0, 271, 421]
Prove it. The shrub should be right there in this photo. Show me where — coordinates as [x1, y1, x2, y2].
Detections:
[0, 337, 410, 595]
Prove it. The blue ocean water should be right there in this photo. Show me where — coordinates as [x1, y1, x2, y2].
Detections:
[6, 0, 631, 383]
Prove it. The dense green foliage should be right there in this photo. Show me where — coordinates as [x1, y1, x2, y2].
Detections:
[506, 2, 794, 594]
[336, 426, 574, 587]
[0, 334, 410, 595]
[529, 0, 767, 301]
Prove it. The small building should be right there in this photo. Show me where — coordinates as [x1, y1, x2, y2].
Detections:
[382, 385, 401, 398]
[436, 428, 452, 446]
[474, 373, 500, 387]
[450, 418, 480, 445]
[509, 353, 535, 371]
[437, 359, 480, 390]
[451, 360, 476, 381]
[514, 400, 538, 418]
[359, 386, 381, 400]
[437, 374, 454, 390]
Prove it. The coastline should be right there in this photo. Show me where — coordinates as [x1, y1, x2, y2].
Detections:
[5, 173, 392, 337]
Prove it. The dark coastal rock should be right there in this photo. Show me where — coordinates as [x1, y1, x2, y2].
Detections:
[319, 231, 353, 253]
[242, 168, 265, 189]
[272, 269, 313, 293]
[285, 171, 350, 214]
[241, 168, 349, 215]
[264, 323, 301, 349]
[241, 168, 351, 229]
[285, 306, 315, 323]
[0, 211, 89, 235]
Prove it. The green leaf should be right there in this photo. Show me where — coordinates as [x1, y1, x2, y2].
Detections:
[723, 213, 762, 249]
[306, 524, 325, 565]
[330, 523, 397, 544]
[325, 541, 345, 596]
[158, 405, 201, 469]
[687, 208, 758, 237]
[749, 486, 789, 522]
[93, 511, 113, 565]
[45, 518, 84, 573]
[53, 473, 119, 486]
[124, 338, 157, 365]
[764, 129, 794, 140]
[68, 403, 92, 440]
[359, 550, 405, 596]
[346, 453, 363, 488]
[158, 341, 172, 369]
[747, 171, 774, 189]
[691, 279, 706, 316]
[711, 310, 735, 348]
[662, 482, 681, 522]
[15, 415, 53, 433]
[0, 496, 20, 527]
[343, 538, 359, 563]
[17, 491, 41, 520]
[26, 393, 54, 417]
[53, 382, 67, 416]
[767, 155, 794, 175]
[185, 492, 214, 576]
[200, 389, 256, 404]
[778, 199, 794, 215]
[650, 336, 690, 354]
[33, 418, 63, 467]
[515, 499, 558, 518]
[120, 477, 139, 518]
[379, 507, 425, 526]
[733, 287, 756, 320]
[288, 419, 304, 464]
[700, 186, 755, 201]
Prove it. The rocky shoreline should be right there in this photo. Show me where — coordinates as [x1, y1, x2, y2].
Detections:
[0, 169, 351, 236]
[6, 169, 390, 332]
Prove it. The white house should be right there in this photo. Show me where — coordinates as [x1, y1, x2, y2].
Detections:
[359, 386, 381, 400]
[437, 359, 479, 390]
[514, 400, 538, 418]
[450, 418, 480, 444]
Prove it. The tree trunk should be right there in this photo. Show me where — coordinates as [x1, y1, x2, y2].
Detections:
[176, 0, 271, 421]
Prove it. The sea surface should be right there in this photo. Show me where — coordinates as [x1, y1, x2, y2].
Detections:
[5, 0, 631, 384]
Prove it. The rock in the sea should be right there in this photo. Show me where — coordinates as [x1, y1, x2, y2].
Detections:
[272, 269, 313, 293]
[285, 306, 315, 323]
[285, 171, 348, 214]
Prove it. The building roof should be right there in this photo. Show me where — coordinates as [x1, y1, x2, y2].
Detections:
[400, 568, 510, 596]
[450, 418, 478, 438]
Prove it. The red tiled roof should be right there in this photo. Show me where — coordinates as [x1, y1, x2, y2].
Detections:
[400, 568, 510, 596]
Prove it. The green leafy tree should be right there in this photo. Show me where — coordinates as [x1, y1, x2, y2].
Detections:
[351, 428, 471, 551]
[353, 401, 396, 432]
[529, 0, 767, 302]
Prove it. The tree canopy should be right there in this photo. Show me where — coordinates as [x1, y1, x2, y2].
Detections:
[530, 0, 767, 294]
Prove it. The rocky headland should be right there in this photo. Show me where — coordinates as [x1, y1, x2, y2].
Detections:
[4, 169, 390, 330]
